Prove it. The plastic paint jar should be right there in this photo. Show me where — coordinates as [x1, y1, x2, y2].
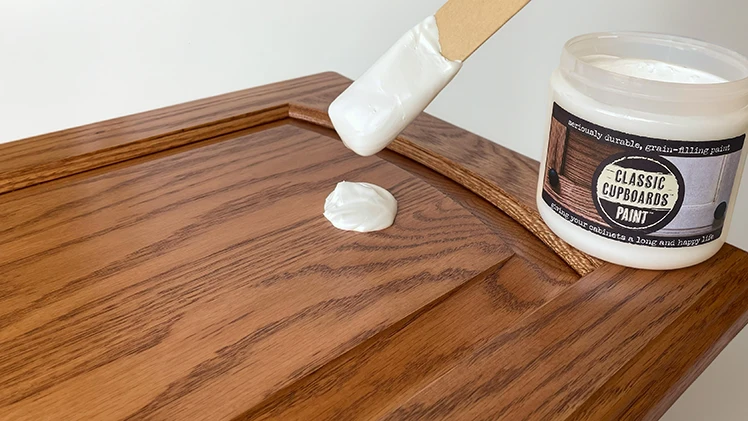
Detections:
[537, 32, 748, 270]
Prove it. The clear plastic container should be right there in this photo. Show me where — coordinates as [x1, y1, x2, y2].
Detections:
[537, 32, 748, 270]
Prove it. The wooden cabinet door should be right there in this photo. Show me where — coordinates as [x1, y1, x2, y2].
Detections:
[1, 73, 746, 421]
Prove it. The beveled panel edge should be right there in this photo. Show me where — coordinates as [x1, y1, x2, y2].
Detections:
[0, 72, 348, 195]
[288, 97, 601, 275]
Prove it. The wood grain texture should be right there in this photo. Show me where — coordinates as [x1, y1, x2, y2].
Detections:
[374, 146, 579, 285]
[2, 72, 748, 421]
[239, 256, 573, 421]
[376, 246, 748, 421]
[567, 272, 748, 421]
[0, 122, 510, 420]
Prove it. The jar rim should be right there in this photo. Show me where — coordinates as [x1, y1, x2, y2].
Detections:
[561, 31, 748, 105]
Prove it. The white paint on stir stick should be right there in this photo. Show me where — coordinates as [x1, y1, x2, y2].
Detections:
[329, 16, 462, 156]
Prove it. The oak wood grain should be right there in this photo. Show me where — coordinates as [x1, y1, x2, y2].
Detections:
[377, 246, 748, 421]
[567, 273, 748, 421]
[289, 89, 540, 212]
[239, 253, 580, 420]
[0, 122, 510, 420]
[2, 72, 747, 421]
[375, 147, 579, 286]
[239, 256, 573, 421]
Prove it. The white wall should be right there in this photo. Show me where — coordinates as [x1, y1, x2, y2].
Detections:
[1, 1, 746, 419]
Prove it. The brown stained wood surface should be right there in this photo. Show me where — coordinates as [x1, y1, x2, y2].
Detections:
[290, 90, 540, 212]
[567, 272, 748, 421]
[240, 257, 572, 421]
[376, 247, 748, 421]
[373, 146, 579, 285]
[0, 122, 510, 420]
[1, 72, 748, 421]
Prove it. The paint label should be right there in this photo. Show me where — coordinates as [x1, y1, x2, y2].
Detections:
[542, 103, 744, 248]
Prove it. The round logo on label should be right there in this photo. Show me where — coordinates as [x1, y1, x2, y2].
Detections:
[592, 153, 684, 234]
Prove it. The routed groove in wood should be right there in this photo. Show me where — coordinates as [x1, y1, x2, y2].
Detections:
[1, 72, 747, 421]
[290, 94, 604, 275]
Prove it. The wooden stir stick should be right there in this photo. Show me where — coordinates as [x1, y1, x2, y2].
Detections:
[435, 0, 532, 61]
[327, 0, 533, 157]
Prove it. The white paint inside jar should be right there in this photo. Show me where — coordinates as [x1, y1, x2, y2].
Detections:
[584, 55, 727, 84]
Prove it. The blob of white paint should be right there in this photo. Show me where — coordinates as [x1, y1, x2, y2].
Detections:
[323, 182, 397, 232]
